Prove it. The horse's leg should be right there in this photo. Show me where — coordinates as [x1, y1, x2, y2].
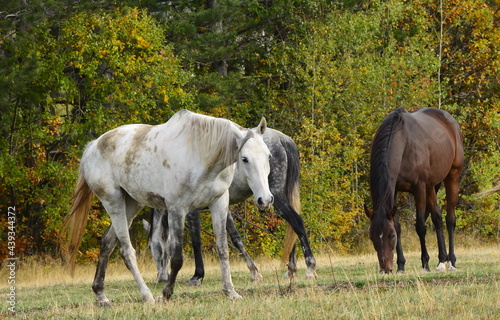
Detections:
[226, 211, 262, 281]
[444, 171, 460, 271]
[162, 207, 186, 300]
[187, 209, 205, 286]
[145, 209, 168, 283]
[427, 186, 448, 271]
[92, 226, 118, 307]
[284, 243, 297, 279]
[394, 213, 406, 273]
[210, 193, 241, 300]
[414, 186, 431, 271]
[150, 209, 169, 283]
[274, 198, 317, 279]
[103, 195, 153, 304]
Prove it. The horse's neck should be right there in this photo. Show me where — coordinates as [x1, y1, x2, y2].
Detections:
[376, 131, 407, 211]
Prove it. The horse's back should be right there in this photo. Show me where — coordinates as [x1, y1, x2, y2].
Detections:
[397, 108, 463, 187]
[408, 108, 463, 164]
[411, 108, 462, 140]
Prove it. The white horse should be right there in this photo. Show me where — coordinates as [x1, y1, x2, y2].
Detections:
[144, 127, 317, 286]
[64, 110, 274, 306]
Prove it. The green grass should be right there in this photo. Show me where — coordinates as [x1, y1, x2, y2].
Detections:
[1, 246, 499, 319]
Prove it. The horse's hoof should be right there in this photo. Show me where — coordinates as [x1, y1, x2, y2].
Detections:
[283, 271, 295, 280]
[155, 296, 166, 303]
[96, 299, 112, 307]
[144, 297, 155, 304]
[163, 287, 174, 300]
[252, 272, 264, 281]
[448, 265, 457, 272]
[187, 278, 202, 286]
[436, 262, 446, 272]
[305, 270, 318, 279]
[228, 291, 243, 300]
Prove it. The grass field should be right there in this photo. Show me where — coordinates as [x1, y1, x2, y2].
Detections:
[1, 245, 499, 319]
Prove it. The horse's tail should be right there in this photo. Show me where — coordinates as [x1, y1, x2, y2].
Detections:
[280, 135, 301, 264]
[64, 171, 93, 276]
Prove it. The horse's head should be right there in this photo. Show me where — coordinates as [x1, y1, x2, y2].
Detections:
[365, 204, 397, 274]
[235, 118, 274, 210]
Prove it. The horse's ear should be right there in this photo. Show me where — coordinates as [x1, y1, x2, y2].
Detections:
[142, 219, 151, 233]
[257, 117, 267, 135]
[364, 204, 373, 219]
[388, 206, 397, 219]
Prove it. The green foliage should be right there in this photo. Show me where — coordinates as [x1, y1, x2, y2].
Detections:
[0, 5, 192, 260]
[456, 147, 500, 237]
[1, 0, 499, 262]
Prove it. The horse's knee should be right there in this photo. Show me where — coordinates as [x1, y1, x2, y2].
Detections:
[119, 245, 135, 260]
[217, 246, 230, 261]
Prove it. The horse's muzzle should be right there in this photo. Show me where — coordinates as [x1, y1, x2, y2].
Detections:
[257, 195, 274, 210]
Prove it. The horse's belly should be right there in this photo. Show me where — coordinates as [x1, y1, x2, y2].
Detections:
[136, 165, 235, 211]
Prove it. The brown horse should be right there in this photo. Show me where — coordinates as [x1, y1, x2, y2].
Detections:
[365, 107, 463, 273]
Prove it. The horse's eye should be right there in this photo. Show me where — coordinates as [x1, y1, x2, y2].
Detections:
[242, 157, 248, 163]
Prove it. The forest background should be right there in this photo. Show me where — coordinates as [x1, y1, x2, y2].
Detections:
[0, 0, 498, 264]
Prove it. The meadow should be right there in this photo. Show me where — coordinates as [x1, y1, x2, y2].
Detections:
[1, 241, 499, 320]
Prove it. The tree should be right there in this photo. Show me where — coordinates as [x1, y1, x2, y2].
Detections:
[0, 6, 192, 259]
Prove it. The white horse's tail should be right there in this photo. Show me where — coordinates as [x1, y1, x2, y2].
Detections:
[64, 172, 93, 276]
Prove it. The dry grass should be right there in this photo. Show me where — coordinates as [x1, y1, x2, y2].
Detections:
[1, 245, 499, 319]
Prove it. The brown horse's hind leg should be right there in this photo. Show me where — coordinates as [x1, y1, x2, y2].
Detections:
[444, 170, 460, 270]
[427, 187, 448, 271]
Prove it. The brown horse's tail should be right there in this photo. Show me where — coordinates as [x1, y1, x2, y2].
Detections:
[280, 135, 301, 264]
[64, 172, 93, 276]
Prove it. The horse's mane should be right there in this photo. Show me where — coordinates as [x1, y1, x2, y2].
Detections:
[370, 107, 407, 214]
[177, 110, 240, 169]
